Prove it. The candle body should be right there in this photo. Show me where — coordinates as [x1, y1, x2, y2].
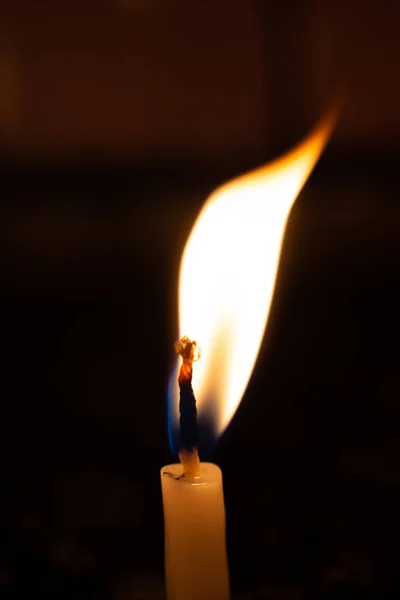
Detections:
[160, 462, 229, 600]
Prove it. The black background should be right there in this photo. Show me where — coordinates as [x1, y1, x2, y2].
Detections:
[1, 1, 400, 598]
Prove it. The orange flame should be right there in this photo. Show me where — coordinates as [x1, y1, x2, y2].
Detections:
[169, 108, 338, 445]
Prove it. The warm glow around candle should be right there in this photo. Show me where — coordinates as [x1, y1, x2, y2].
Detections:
[169, 108, 338, 446]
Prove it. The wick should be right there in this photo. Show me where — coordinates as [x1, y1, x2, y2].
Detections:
[175, 336, 201, 479]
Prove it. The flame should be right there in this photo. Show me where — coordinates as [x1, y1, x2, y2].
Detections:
[168, 108, 338, 454]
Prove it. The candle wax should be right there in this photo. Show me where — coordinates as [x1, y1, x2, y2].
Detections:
[160, 462, 229, 600]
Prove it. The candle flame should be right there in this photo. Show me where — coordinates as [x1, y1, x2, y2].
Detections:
[168, 108, 338, 455]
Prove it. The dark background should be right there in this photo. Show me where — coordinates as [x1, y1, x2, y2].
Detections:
[0, 1, 400, 598]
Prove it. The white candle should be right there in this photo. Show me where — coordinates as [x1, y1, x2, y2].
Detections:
[160, 462, 229, 600]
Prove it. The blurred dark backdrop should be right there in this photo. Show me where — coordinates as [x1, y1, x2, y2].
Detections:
[0, 1, 400, 598]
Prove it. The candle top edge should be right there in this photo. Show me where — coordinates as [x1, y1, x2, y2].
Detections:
[160, 462, 222, 485]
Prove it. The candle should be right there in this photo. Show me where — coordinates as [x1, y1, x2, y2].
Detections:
[161, 107, 338, 600]
[161, 463, 229, 600]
